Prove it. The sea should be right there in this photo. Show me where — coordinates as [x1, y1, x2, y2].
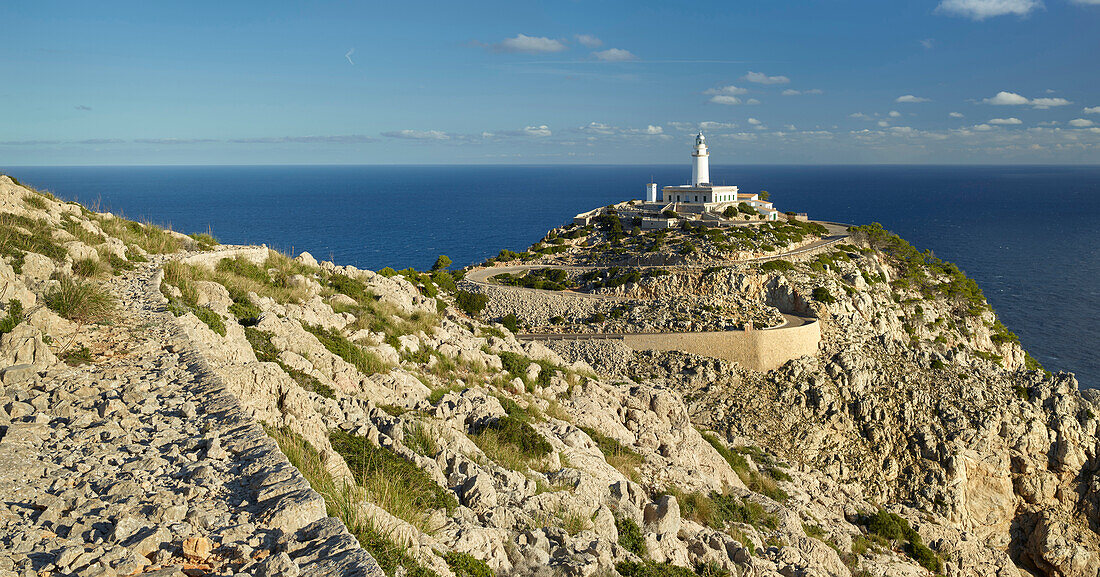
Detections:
[6, 165, 1099, 389]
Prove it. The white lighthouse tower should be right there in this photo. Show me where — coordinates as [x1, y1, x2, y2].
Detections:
[691, 132, 710, 186]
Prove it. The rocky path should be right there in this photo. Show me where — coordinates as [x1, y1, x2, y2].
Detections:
[0, 259, 381, 577]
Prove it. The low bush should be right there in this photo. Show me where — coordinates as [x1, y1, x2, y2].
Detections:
[615, 515, 646, 556]
[455, 291, 488, 316]
[861, 509, 942, 573]
[61, 345, 94, 366]
[443, 552, 493, 577]
[812, 287, 836, 304]
[266, 426, 438, 577]
[0, 300, 24, 335]
[760, 259, 794, 272]
[303, 323, 387, 376]
[330, 429, 457, 529]
[45, 276, 115, 324]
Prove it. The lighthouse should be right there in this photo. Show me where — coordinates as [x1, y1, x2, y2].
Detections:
[691, 132, 710, 186]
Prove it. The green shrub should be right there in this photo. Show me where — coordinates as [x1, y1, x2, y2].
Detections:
[72, 257, 108, 278]
[0, 300, 24, 335]
[432, 255, 452, 271]
[215, 256, 269, 284]
[44, 276, 115, 324]
[455, 291, 488, 316]
[303, 323, 387, 376]
[330, 429, 458, 516]
[501, 313, 519, 333]
[484, 415, 552, 457]
[193, 306, 226, 336]
[443, 551, 493, 577]
[760, 260, 794, 272]
[616, 515, 646, 556]
[22, 194, 48, 210]
[229, 295, 262, 323]
[61, 345, 94, 366]
[812, 287, 836, 304]
[188, 232, 219, 250]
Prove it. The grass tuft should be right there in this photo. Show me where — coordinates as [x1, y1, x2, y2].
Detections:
[330, 429, 457, 531]
[45, 276, 115, 324]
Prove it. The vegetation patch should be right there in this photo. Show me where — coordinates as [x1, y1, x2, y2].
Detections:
[860, 509, 942, 573]
[701, 433, 790, 502]
[265, 426, 439, 577]
[615, 514, 646, 556]
[455, 291, 488, 316]
[330, 429, 457, 531]
[443, 552, 493, 577]
[45, 276, 115, 324]
[0, 300, 25, 335]
[61, 345, 94, 366]
[303, 323, 388, 376]
[581, 426, 643, 480]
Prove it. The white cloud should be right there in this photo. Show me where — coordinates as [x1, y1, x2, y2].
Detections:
[849, 112, 871, 119]
[744, 71, 790, 85]
[381, 129, 450, 140]
[983, 91, 1030, 105]
[746, 98, 761, 105]
[1069, 118, 1095, 127]
[989, 117, 1023, 124]
[1084, 106, 1100, 114]
[575, 122, 667, 137]
[523, 125, 552, 137]
[949, 112, 966, 118]
[784, 124, 797, 131]
[493, 34, 567, 54]
[575, 34, 602, 48]
[747, 118, 762, 125]
[709, 95, 742, 105]
[981, 91, 1069, 108]
[920, 38, 936, 49]
[934, 0, 1043, 20]
[705, 85, 748, 96]
[1030, 97, 1071, 109]
[877, 120, 890, 127]
[888, 110, 902, 118]
[973, 123, 994, 131]
[578, 122, 615, 135]
[593, 48, 636, 62]
[896, 95, 930, 103]
[781, 88, 821, 96]
[699, 121, 736, 130]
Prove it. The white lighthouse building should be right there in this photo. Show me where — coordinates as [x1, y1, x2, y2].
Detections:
[658, 132, 779, 220]
[691, 132, 710, 186]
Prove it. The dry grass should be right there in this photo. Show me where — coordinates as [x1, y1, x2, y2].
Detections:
[44, 276, 115, 324]
[96, 214, 186, 254]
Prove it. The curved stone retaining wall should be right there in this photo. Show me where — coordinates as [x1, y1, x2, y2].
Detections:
[620, 320, 821, 372]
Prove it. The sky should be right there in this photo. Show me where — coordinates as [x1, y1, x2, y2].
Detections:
[2, 0, 1099, 165]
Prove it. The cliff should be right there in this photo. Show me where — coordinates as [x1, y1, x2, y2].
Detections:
[1, 174, 1097, 577]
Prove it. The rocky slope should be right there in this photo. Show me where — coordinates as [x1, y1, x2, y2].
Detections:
[1, 174, 1097, 577]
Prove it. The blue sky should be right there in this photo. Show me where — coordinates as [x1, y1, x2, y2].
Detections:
[2, 0, 1099, 165]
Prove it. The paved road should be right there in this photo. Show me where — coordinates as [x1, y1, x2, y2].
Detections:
[464, 222, 850, 298]
[514, 313, 814, 341]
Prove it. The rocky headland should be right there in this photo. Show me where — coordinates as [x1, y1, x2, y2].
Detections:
[1, 174, 1097, 577]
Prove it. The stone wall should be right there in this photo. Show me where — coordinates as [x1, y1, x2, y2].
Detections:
[462, 281, 599, 325]
[181, 246, 271, 269]
[620, 320, 821, 372]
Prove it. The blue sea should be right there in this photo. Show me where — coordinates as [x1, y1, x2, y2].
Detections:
[6, 165, 1099, 389]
